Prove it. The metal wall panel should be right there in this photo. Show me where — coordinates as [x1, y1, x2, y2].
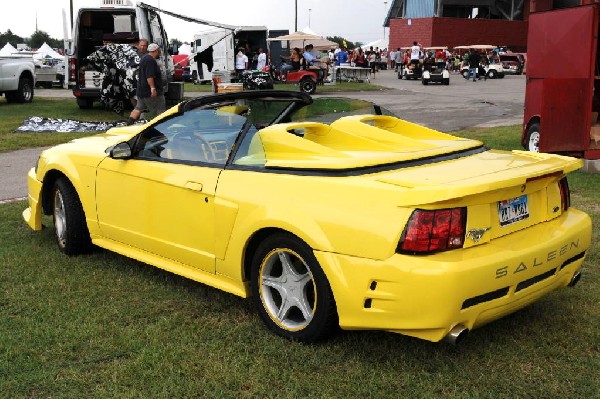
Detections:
[405, 0, 435, 17]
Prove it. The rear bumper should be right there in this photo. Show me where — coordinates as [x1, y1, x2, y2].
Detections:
[72, 87, 100, 99]
[316, 208, 592, 342]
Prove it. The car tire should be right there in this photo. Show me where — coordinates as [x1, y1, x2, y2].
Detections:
[462, 70, 470, 79]
[52, 177, 92, 255]
[76, 98, 93, 109]
[6, 76, 34, 103]
[443, 78, 450, 85]
[251, 233, 338, 342]
[299, 77, 316, 94]
[487, 70, 497, 79]
[526, 122, 540, 153]
[422, 79, 428, 85]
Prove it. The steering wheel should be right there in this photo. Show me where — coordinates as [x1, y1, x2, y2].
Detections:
[170, 131, 215, 162]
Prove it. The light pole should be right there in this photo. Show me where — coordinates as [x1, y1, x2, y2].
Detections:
[308, 8, 312, 28]
[383, 2, 388, 39]
[295, 0, 298, 32]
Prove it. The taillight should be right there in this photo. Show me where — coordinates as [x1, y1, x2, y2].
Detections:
[398, 208, 466, 254]
[558, 177, 570, 211]
[69, 56, 77, 82]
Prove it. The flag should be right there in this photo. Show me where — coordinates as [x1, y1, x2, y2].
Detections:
[343, 40, 347, 48]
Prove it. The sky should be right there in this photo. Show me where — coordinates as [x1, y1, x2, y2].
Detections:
[1, 0, 390, 46]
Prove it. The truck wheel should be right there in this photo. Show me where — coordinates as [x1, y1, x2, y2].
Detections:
[526, 122, 540, 153]
[7, 77, 34, 103]
[76, 98, 93, 109]
[299, 77, 316, 94]
[487, 70, 497, 79]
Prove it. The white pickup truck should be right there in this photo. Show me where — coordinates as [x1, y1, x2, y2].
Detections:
[0, 56, 35, 103]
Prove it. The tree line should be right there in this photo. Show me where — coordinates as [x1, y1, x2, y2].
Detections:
[0, 29, 63, 50]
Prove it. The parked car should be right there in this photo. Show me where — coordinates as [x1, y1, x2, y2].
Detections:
[23, 90, 592, 344]
[500, 54, 525, 75]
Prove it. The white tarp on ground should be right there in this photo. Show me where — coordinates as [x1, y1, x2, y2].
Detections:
[0, 42, 18, 56]
[33, 42, 63, 60]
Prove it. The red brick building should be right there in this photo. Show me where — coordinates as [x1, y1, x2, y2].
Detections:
[385, 0, 543, 51]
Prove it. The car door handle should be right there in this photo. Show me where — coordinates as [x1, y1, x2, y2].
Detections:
[184, 181, 203, 192]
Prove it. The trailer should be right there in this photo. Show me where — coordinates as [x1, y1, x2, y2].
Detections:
[189, 26, 268, 84]
[522, 2, 600, 171]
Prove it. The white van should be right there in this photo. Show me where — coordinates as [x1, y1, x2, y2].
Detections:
[68, 0, 173, 109]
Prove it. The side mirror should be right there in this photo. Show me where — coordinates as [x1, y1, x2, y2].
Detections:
[110, 142, 132, 159]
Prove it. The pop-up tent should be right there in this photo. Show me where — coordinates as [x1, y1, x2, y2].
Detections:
[33, 42, 63, 60]
[0, 42, 18, 56]
[361, 39, 389, 51]
[268, 30, 338, 51]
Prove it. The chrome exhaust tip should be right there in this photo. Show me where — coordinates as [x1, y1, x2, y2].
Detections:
[568, 271, 581, 287]
[443, 324, 469, 345]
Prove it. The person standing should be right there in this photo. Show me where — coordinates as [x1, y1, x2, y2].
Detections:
[256, 48, 267, 70]
[468, 48, 481, 82]
[235, 48, 248, 79]
[394, 48, 403, 72]
[126, 43, 165, 125]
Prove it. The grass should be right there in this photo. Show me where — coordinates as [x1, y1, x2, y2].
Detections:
[0, 98, 127, 152]
[1, 125, 599, 397]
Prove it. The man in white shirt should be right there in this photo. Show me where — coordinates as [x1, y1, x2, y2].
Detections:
[256, 48, 267, 70]
[235, 48, 248, 79]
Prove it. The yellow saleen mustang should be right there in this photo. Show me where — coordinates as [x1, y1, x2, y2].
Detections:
[23, 91, 592, 344]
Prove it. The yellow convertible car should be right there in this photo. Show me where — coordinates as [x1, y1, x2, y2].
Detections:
[23, 91, 592, 344]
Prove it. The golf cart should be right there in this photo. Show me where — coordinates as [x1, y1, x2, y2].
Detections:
[421, 47, 450, 85]
[458, 45, 505, 79]
[400, 59, 423, 80]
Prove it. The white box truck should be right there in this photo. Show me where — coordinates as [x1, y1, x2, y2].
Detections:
[68, 0, 174, 109]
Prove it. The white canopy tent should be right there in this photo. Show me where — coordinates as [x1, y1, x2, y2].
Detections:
[268, 30, 338, 52]
[0, 42, 18, 56]
[33, 42, 63, 60]
[361, 39, 389, 51]
[296, 27, 338, 51]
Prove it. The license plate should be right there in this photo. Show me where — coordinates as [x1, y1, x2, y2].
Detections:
[498, 195, 529, 227]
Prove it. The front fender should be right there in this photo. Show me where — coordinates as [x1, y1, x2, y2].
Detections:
[36, 148, 106, 235]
